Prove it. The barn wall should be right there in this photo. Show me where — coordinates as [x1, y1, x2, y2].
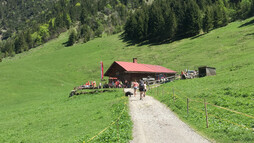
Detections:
[206, 68, 216, 76]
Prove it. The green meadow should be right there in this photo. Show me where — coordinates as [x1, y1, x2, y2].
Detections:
[0, 16, 254, 142]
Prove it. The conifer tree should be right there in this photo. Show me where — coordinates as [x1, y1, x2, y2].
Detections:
[67, 29, 77, 46]
[14, 34, 28, 53]
[5, 39, 15, 57]
[80, 8, 88, 25]
[196, 0, 206, 10]
[63, 12, 71, 29]
[148, 5, 165, 41]
[163, 8, 177, 40]
[203, 9, 213, 33]
[81, 26, 91, 43]
[184, 0, 202, 36]
[124, 14, 138, 39]
[137, 15, 144, 41]
[25, 31, 33, 49]
[251, 0, 254, 16]
[49, 20, 55, 34]
[0, 52, 2, 62]
[213, 5, 223, 28]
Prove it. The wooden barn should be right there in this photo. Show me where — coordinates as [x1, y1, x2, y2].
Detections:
[198, 66, 216, 77]
[104, 58, 176, 82]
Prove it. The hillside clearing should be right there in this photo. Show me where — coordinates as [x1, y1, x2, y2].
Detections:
[0, 17, 253, 142]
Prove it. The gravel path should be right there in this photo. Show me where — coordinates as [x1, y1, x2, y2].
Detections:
[124, 88, 210, 143]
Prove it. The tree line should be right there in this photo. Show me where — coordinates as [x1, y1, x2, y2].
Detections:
[124, 0, 254, 43]
[0, 0, 144, 61]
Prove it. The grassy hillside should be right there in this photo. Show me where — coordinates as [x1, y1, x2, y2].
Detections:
[0, 17, 253, 142]
[0, 32, 133, 141]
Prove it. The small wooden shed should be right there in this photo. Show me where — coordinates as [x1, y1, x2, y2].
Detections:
[198, 66, 216, 77]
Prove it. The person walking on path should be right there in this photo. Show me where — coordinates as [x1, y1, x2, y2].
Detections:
[143, 82, 147, 97]
[133, 80, 139, 97]
[139, 80, 145, 100]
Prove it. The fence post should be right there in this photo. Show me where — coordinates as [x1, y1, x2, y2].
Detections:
[117, 119, 119, 143]
[162, 86, 164, 96]
[187, 98, 189, 116]
[173, 88, 175, 103]
[204, 99, 209, 128]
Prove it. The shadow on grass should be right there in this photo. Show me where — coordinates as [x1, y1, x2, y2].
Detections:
[62, 41, 69, 47]
[190, 33, 206, 40]
[119, 33, 182, 47]
[239, 19, 254, 28]
[246, 33, 254, 36]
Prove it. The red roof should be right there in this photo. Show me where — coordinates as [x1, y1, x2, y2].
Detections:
[115, 61, 176, 73]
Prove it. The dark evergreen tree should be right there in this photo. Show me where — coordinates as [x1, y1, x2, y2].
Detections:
[183, 0, 202, 36]
[25, 31, 33, 49]
[67, 29, 77, 46]
[14, 34, 28, 53]
[250, 0, 254, 16]
[196, 0, 206, 10]
[82, 26, 91, 43]
[80, 8, 88, 25]
[48, 20, 55, 34]
[163, 8, 177, 40]
[135, 10, 147, 41]
[203, 9, 213, 33]
[124, 13, 138, 40]
[4, 40, 15, 57]
[55, 15, 64, 28]
[0, 52, 2, 62]
[213, 5, 223, 28]
[63, 12, 71, 29]
[148, 5, 165, 41]
[222, 9, 228, 26]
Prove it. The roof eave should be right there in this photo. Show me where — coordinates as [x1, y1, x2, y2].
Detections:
[125, 71, 177, 74]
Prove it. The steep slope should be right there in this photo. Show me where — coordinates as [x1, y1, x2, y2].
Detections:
[0, 17, 253, 142]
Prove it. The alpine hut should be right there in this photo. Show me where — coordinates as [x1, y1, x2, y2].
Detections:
[104, 58, 177, 82]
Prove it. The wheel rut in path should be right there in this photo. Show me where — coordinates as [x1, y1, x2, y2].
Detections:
[125, 88, 210, 143]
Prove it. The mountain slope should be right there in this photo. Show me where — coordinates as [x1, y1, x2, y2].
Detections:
[0, 17, 253, 142]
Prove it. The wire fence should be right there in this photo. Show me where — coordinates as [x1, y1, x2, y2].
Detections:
[83, 96, 127, 143]
[82, 82, 253, 142]
[150, 86, 254, 132]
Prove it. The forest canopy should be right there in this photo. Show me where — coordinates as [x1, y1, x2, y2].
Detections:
[124, 0, 254, 43]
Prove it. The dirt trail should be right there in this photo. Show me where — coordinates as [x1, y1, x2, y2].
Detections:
[124, 88, 210, 143]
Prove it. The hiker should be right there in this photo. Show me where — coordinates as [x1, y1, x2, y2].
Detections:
[111, 81, 115, 88]
[144, 81, 147, 97]
[90, 81, 93, 88]
[132, 80, 139, 97]
[87, 81, 91, 88]
[120, 81, 123, 88]
[93, 81, 96, 88]
[139, 80, 145, 100]
[85, 82, 89, 88]
[115, 80, 119, 88]
[127, 80, 131, 88]
[124, 80, 128, 88]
